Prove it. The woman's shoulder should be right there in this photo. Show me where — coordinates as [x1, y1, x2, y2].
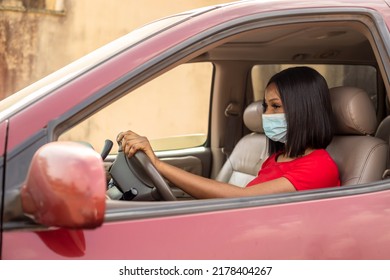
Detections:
[297, 149, 338, 171]
[285, 149, 340, 189]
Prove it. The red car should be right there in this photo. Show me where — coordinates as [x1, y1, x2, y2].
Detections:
[1, 0, 390, 259]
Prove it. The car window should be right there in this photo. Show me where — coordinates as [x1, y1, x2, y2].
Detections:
[252, 64, 377, 109]
[59, 62, 213, 153]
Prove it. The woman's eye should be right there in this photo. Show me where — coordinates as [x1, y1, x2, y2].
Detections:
[263, 102, 282, 112]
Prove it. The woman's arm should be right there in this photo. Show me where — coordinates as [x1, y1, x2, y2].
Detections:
[117, 130, 296, 199]
[156, 160, 295, 198]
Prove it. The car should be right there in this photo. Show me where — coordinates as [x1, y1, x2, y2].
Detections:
[1, 0, 390, 260]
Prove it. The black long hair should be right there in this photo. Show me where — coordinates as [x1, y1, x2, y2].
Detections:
[266, 66, 334, 157]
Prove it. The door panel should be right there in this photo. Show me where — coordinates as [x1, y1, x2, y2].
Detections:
[158, 148, 211, 199]
[3, 188, 390, 259]
[158, 147, 211, 177]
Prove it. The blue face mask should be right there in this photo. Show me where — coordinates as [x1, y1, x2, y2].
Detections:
[262, 113, 287, 143]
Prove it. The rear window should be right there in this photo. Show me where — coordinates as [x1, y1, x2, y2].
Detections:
[252, 64, 377, 108]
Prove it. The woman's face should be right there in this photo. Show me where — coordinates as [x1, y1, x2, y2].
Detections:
[264, 83, 284, 114]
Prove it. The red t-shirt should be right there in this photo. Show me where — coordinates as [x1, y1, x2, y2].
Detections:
[246, 149, 340, 190]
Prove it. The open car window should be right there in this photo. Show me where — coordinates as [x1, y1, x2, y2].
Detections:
[59, 62, 213, 153]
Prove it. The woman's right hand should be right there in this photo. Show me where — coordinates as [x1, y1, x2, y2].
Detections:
[116, 130, 159, 167]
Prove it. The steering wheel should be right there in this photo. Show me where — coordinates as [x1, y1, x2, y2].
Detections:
[107, 142, 176, 201]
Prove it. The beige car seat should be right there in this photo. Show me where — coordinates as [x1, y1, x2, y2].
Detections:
[216, 101, 268, 187]
[327, 86, 388, 185]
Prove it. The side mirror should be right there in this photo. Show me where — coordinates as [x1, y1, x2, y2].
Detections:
[21, 142, 106, 229]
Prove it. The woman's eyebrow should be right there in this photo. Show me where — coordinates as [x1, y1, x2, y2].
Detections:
[267, 97, 281, 102]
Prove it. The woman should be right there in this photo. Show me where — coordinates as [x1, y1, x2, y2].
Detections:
[117, 66, 340, 199]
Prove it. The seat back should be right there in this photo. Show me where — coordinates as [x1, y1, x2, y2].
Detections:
[216, 101, 268, 187]
[327, 86, 388, 185]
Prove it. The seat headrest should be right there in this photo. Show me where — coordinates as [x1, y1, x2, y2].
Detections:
[243, 100, 263, 133]
[330, 86, 377, 135]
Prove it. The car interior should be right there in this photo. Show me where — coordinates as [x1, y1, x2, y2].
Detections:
[59, 12, 390, 204]
[193, 19, 389, 189]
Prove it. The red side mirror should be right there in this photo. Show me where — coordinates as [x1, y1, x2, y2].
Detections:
[21, 142, 106, 229]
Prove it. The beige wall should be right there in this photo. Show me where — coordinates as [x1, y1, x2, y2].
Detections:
[0, 0, 231, 99]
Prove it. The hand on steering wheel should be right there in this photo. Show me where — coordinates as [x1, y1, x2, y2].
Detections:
[112, 131, 176, 201]
[117, 130, 159, 167]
